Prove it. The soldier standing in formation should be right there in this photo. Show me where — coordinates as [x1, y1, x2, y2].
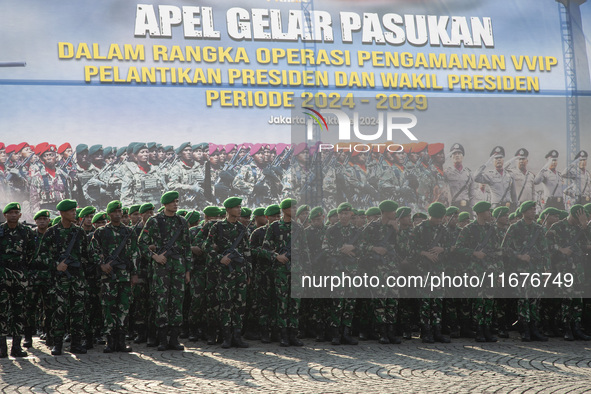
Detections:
[534, 150, 565, 210]
[475, 146, 517, 210]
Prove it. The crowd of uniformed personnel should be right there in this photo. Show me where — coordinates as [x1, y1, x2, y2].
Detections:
[2, 140, 591, 358]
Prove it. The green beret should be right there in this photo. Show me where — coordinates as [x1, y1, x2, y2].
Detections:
[492, 206, 509, 218]
[88, 144, 103, 156]
[147, 142, 157, 151]
[139, 203, 155, 214]
[2, 202, 21, 214]
[126, 143, 137, 155]
[132, 143, 147, 155]
[559, 210, 568, 220]
[413, 212, 428, 220]
[583, 203, 591, 215]
[75, 144, 88, 155]
[103, 147, 113, 157]
[34, 209, 51, 220]
[309, 206, 324, 219]
[296, 204, 310, 217]
[280, 198, 297, 209]
[396, 206, 412, 219]
[352, 209, 359, 216]
[79, 206, 96, 218]
[158, 206, 165, 212]
[379, 200, 398, 213]
[337, 202, 353, 213]
[365, 207, 381, 217]
[473, 201, 491, 214]
[177, 209, 188, 217]
[519, 200, 536, 214]
[176, 142, 191, 155]
[116, 147, 127, 157]
[161, 191, 179, 205]
[458, 212, 470, 222]
[542, 207, 561, 217]
[129, 204, 141, 215]
[428, 202, 447, 218]
[508, 213, 516, 220]
[515, 207, 522, 216]
[327, 209, 338, 218]
[186, 211, 201, 225]
[203, 206, 219, 217]
[445, 206, 459, 216]
[76, 208, 82, 218]
[570, 204, 585, 216]
[52, 217, 61, 226]
[92, 212, 107, 224]
[252, 207, 266, 217]
[218, 208, 226, 215]
[241, 207, 252, 217]
[56, 199, 77, 212]
[122, 207, 129, 215]
[106, 200, 122, 214]
[264, 204, 281, 216]
[357, 210, 366, 216]
[223, 197, 242, 209]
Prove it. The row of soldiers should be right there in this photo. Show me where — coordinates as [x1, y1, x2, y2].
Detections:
[2, 191, 591, 358]
[2, 140, 591, 222]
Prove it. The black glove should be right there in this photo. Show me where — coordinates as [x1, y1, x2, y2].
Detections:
[218, 171, 235, 184]
[253, 182, 269, 195]
[406, 174, 419, 190]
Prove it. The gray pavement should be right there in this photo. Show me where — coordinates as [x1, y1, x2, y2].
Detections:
[1, 335, 591, 393]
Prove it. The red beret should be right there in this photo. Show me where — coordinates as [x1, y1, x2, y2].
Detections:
[269, 144, 276, 151]
[5, 144, 15, 154]
[250, 143, 263, 156]
[208, 143, 219, 155]
[293, 142, 309, 156]
[414, 142, 428, 153]
[0, 143, 4, 150]
[58, 143, 71, 154]
[36, 142, 56, 156]
[14, 142, 29, 153]
[428, 143, 444, 156]
[224, 143, 235, 153]
[274, 143, 288, 156]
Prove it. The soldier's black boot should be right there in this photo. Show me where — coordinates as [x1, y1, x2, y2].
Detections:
[23, 327, 33, 348]
[261, 326, 271, 344]
[221, 327, 232, 349]
[402, 323, 412, 340]
[64, 333, 71, 343]
[0, 336, 8, 358]
[206, 327, 218, 345]
[167, 327, 184, 351]
[387, 325, 401, 344]
[118, 332, 133, 352]
[188, 324, 199, 342]
[103, 335, 116, 353]
[134, 325, 147, 344]
[83, 332, 94, 350]
[358, 324, 369, 341]
[10, 336, 28, 357]
[475, 325, 486, 342]
[146, 325, 158, 347]
[484, 326, 498, 342]
[330, 327, 341, 345]
[342, 326, 358, 345]
[315, 323, 325, 342]
[69, 337, 87, 354]
[497, 326, 509, 339]
[279, 328, 290, 347]
[573, 322, 591, 341]
[564, 323, 574, 341]
[433, 325, 451, 343]
[378, 325, 389, 344]
[51, 337, 63, 356]
[289, 328, 304, 347]
[157, 328, 169, 351]
[421, 325, 434, 344]
[530, 323, 548, 342]
[232, 328, 249, 348]
[520, 320, 531, 342]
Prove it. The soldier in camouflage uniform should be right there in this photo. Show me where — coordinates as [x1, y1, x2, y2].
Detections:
[91, 200, 139, 353]
[456, 201, 503, 342]
[501, 200, 549, 342]
[168, 142, 207, 209]
[243, 207, 267, 341]
[114, 143, 166, 207]
[29, 143, 72, 214]
[185, 210, 206, 342]
[374, 147, 415, 206]
[546, 204, 591, 341]
[394, 206, 417, 340]
[442, 206, 464, 338]
[338, 150, 378, 208]
[358, 200, 401, 345]
[260, 198, 305, 347]
[491, 206, 512, 338]
[39, 199, 90, 355]
[425, 144, 451, 207]
[405, 142, 431, 211]
[233, 144, 281, 206]
[408, 202, 451, 343]
[322, 202, 360, 345]
[139, 191, 191, 351]
[204, 197, 251, 348]
[0, 202, 36, 357]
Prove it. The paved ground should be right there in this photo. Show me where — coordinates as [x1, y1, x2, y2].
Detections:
[2, 334, 591, 393]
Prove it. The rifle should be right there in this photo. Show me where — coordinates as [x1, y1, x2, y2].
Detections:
[277, 222, 302, 271]
[6, 154, 33, 182]
[59, 153, 76, 172]
[518, 215, 549, 256]
[474, 216, 500, 253]
[105, 222, 142, 279]
[370, 222, 399, 266]
[57, 229, 81, 278]
[220, 222, 249, 272]
[155, 216, 185, 259]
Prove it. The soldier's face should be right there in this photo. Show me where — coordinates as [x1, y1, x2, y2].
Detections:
[447, 214, 458, 226]
[497, 215, 508, 226]
[392, 152, 405, 165]
[329, 215, 339, 225]
[264, 148, 272, 162]
[0, 149, 5, 163]
[580, 159, 587, 170]
[22, 146, 33, 158]
[338, 210, 353, 225]
[458, 220, 469, 228]
[142, 210, 154, 222]
[253, 151, 265, 165]
[149, 150, 157, 162]
[130, 212, 141, 224]
[166, 152, 174, 160]
[409, 152, 419, 163]
[90, 151, 104, 164]
[63, 148, 73, 158]
[283, 206, 293, 219]
[78, 151, 89, 163]
[255, 216, 268, 227]
[238, 216, 250, 226]
[429, 216, 443, 226]
[413, 217, 425, 226]
[354, 152, 367, 165]
[81, 215, 93, 228]
[136, 148, 149, 163]
[296, 149, 309, 164]
[219, 151, 227, 163]
[549, 159, 557, 170]
[267, 214, 280, 223]
[452, 152, 463, 164]
[157, 148, 165, 161]
[518, 157, 528, 170]
[433, 151, 445, 166]
[35, 216, 50, 230]
[227, 205, 241, 218]
[42, 151, 57, 167]
[94, 220, 107, 228]
[61, 208, 77, 223]
[3, 209, 21, 224]
[109, 208, 122, 224]
[399, 215, 412, 227]
[546, 214, 559, 226]
[209, 152, 219, 165]
[311, 216, 324, 227]
[181, 147, 193, 162]
[165, 199, 179, 213]
[523, 207, 536, 221]
[494, 157, 504, 169]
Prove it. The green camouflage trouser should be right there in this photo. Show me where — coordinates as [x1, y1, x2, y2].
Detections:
[474, 298, 495, 326]
[25, 275, 53, 334]
[132, 281, 149, 325]
[151, 259, 185, 329]
[189, 266, 207, 329]
[373, 298, 398, 325]
[329, 298, 356, 328]
[217, 263, 247, 329]
[398, 298, 418, 328]
[206, 270, 221, 330]
[51, 273, 87, 339]
[562, 297, 584, 324]
[85, 280, 103, 335]
[275, 265, 299, 329]
[0, 270, 28, 336]
[257, 265, 277, 330]
[100, 274, 132, 335]
[420, 298, 442, 327]
[517, 298, 540, 323]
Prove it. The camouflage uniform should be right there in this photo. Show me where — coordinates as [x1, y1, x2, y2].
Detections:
[168, 161, 206, 208]
[29, 166, 72, 214]
[396, 225, 418, 337]
[196, 220, 222, 341]
[339, 162, 378, 208]
[303, 224, 327, 336]
[0, 222, 36, 337]
[138, 213, 191, 330]
[233, 163, 281, 206]
[188, 224, 208, 337]
[91, 222, 139, 336]
[114, 162, 165, 207]
[375, 161, 415, 206]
